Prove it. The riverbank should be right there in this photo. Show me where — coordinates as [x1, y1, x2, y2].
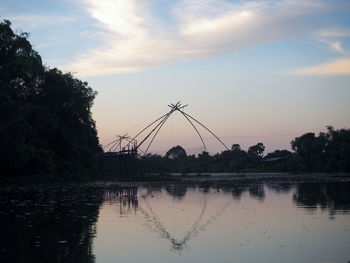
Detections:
[2, 172, 350, 186]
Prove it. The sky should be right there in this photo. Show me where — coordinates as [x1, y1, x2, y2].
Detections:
[2, 0, 350, 155]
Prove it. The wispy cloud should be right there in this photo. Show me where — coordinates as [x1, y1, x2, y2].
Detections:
[313, 27, 350, 53]
[317, 39, 344, 53]
[316, 28, 350, 38]
[67, 0, 347, 76]
[293, 24, 350, 74]
[291, 58, 350, 75]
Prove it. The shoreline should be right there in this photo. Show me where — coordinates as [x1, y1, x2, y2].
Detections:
[2, 172, 350, 186]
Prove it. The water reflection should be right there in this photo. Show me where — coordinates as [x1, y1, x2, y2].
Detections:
[139, 194, 229, 252]
[266, 182, 294, 194]
[248, 184, 265, 200]
[0, 186, 103, 263]
[1, 181, 350, 263]
[0, 185, 139, 263]
[293, 182, 350, 217]
[104, 186, 138, 216]
[164, 184, 188, 200]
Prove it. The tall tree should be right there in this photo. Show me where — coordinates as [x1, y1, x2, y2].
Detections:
[248, 143, 265, 158]
[0, 20, 101, 177]
[291, 132, 326, 171]
[166, 145, 187, 159]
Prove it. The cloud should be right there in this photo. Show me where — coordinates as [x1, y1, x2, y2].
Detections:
[317, 39, 344, 53]
[328, 41, 343, 52]
[314, 28, 350, 53]
[316, 28, 350, 38]
[291, 58, 350, 75]
[67, 0, 347, 76]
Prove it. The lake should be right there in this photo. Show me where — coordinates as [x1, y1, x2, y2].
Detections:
[1, 181, 349, 263]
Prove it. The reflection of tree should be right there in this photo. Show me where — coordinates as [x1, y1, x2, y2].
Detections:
[267, 183, 294, 193]
[293, 182, 350, 216]
[0, 185, 142, 263]
[231, 187, 248, 200]
[205, 182, 267, 201]
[165, 185, 187, 200]
[0, 186, 105, 263]
[139, 194, 229, 252]
[249, 184, 265, 200]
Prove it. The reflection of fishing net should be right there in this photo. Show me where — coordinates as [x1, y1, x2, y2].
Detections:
[138, 195, 229, 252]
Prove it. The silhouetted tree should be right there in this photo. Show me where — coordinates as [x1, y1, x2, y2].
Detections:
[166, 145, 187, 159]
[291, 132, 326, 171]
[248, 142, 265, 158]
[231, 144, 241, 151]
[137, 127, 350, 173]
[0, 20, 101, 177]
[323, 126, 350, 172]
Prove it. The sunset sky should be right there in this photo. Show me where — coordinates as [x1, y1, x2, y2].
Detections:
[2, 0, 350, 154]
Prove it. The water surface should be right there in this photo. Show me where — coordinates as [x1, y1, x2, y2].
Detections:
[1, 182, 349, 263]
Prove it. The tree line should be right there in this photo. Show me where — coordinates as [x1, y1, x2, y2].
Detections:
[139, 126, 350, 173]
[0, 20, 102, 178]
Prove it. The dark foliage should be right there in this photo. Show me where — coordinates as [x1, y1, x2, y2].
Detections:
[0, 20, 102, 177]
[165, 145, 187, 159]
[0, 186, 103, 263]
[291, 126, 350, 172]
[139, 126, 350, 173]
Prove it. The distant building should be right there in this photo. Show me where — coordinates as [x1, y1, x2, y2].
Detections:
[262, 157, 285, 163]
